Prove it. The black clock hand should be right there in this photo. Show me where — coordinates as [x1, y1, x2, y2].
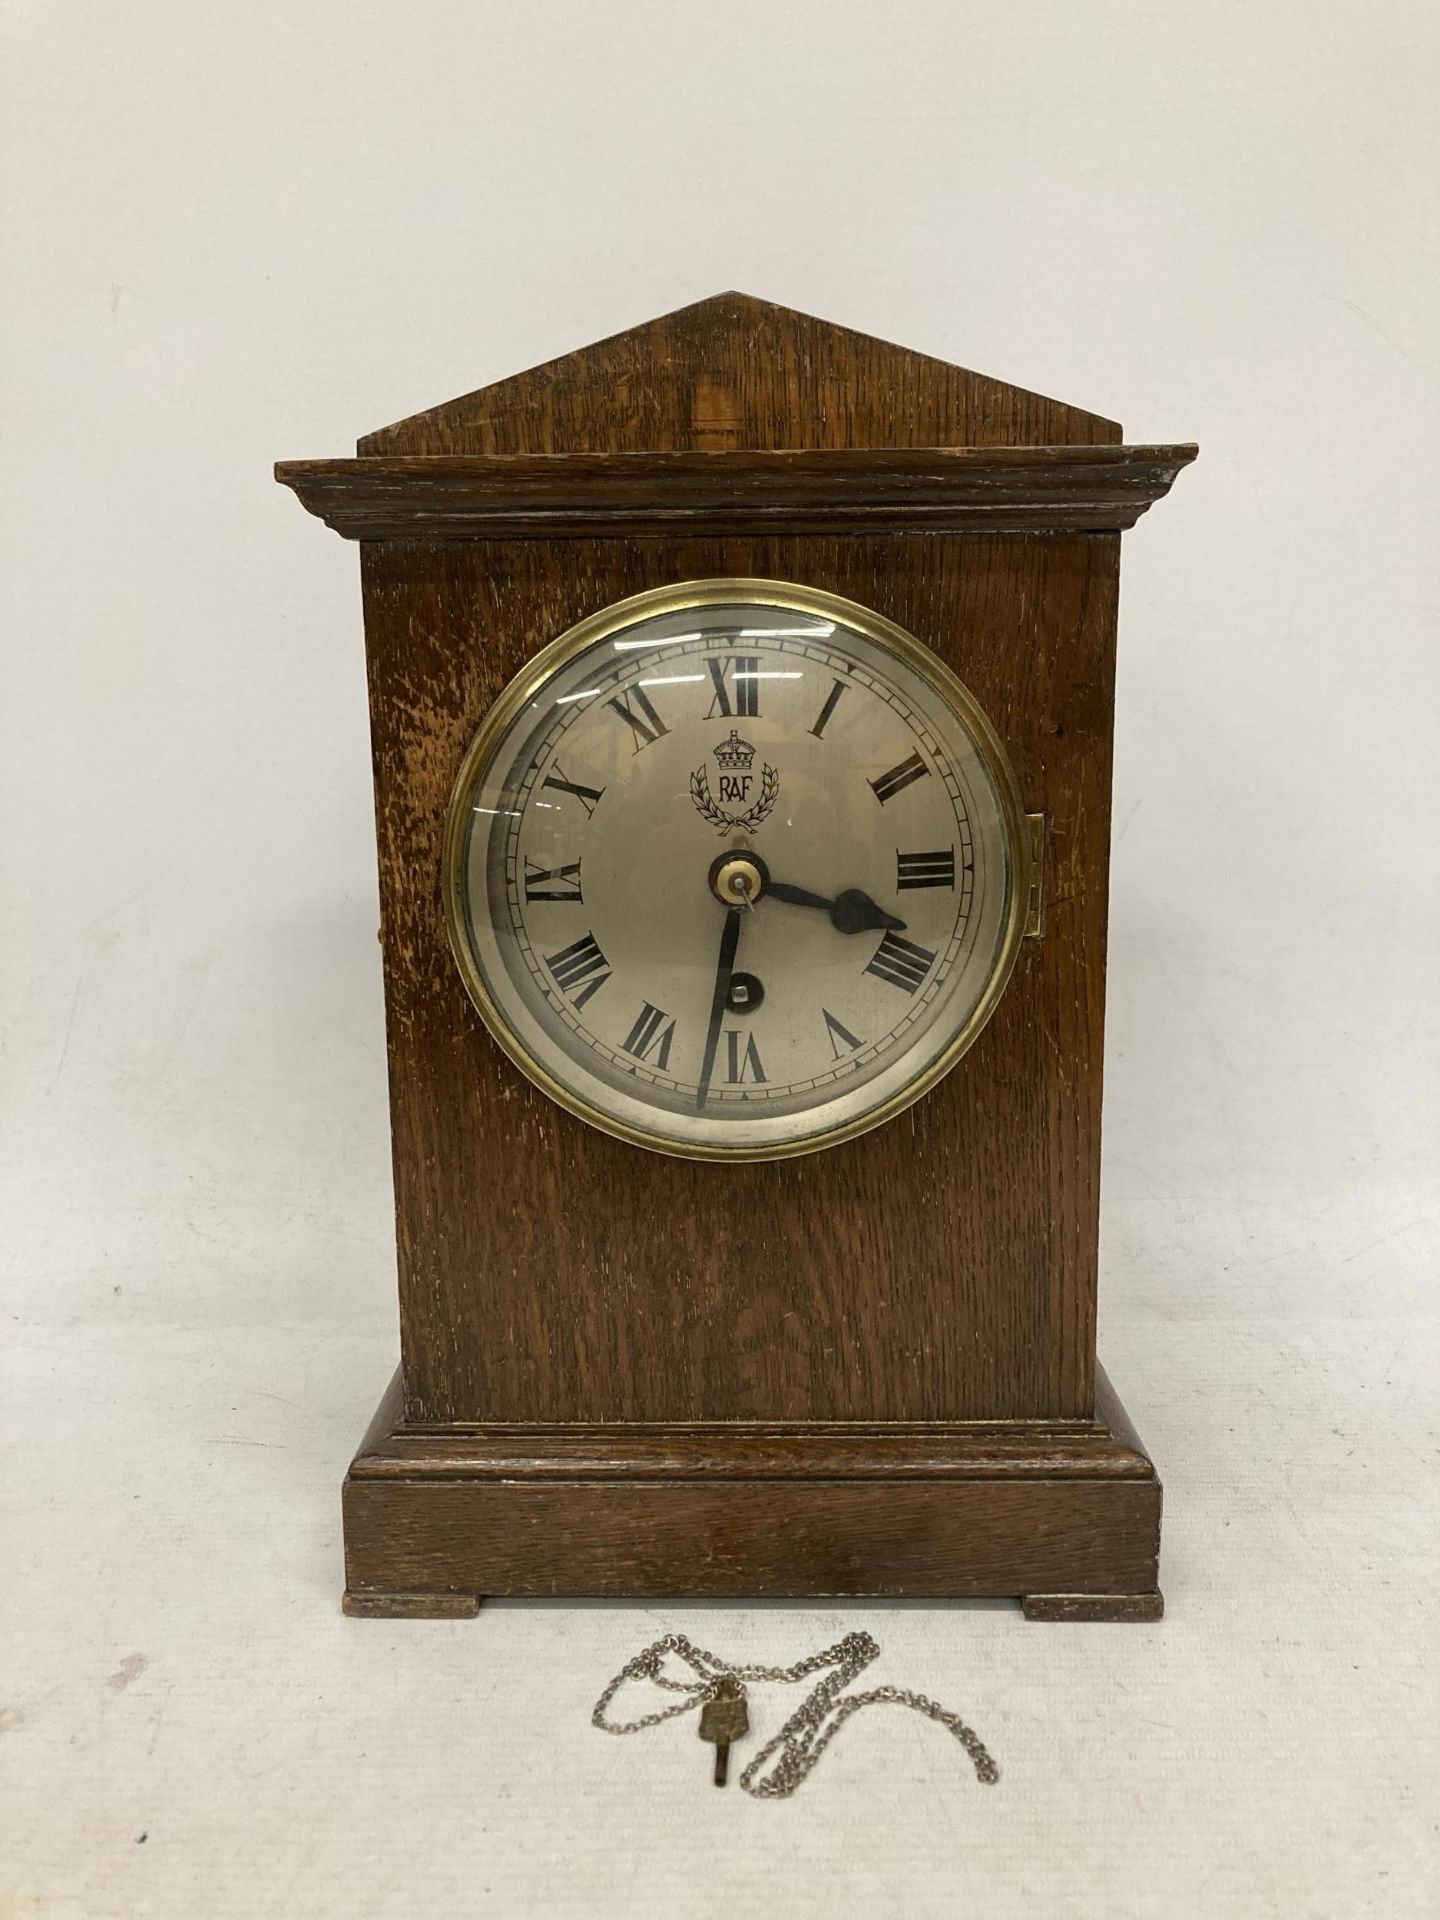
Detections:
[696, 906, 743, 1110]
[767, 881, 906, 935]
[764, 881, 831, 912]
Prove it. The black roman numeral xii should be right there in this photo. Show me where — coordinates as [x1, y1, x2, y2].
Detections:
[706, 657, 760, 719]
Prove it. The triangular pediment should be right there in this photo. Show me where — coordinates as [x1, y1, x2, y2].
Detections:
[359, 292, 1120, 456]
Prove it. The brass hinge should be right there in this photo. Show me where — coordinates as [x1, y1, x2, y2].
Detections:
[1023, 814, 1046, 938]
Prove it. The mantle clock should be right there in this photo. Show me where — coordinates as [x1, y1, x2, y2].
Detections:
[277, 293, 1195, 1621]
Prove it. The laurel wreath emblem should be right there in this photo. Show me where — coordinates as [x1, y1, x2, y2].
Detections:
[689, 761, 779, 834]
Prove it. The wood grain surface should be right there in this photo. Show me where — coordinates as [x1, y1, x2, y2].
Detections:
[1022, 1592, 1165, 1623]
[347, 1369, 1158, 1480]
[343, 1476, 1162, 1602]
[275, 443, 1196, 540]
[356, 290, 1122, 456]
[340, 1364, 1163, 1611]
[278, 292, 1192, 1611]
[360, 529, 1118, 1425]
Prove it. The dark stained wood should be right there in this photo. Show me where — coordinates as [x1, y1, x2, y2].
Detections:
[279, 293, 1193, 1616]
[357, 291, 1121, 456]
[342, 1589, 481, 1619]
[1094, 1360, 1155, 1458]
[360, 530, 1116, 1426]
[343, 1475, 1162, 1603]
[275, 443, 1196, 541]
[352, 1426, 1155, 1480]
[1023, 1593, 1164, 1623]
[348, 1370, 1157, 1480]
[343, 1361, 1163, 1607]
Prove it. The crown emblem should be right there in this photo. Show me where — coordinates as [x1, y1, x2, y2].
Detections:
[713, 729, 756, 772]
[691, 732, 778, 835]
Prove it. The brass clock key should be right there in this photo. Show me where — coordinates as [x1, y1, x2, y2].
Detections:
[697, 1674, 749, 1785]
[593, 1632, 998, 1797]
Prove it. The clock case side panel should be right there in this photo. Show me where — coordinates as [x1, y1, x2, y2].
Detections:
[358, 530, 1119, 1429]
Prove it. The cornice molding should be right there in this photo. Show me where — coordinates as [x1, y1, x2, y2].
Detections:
[276, 443, 1198, 541]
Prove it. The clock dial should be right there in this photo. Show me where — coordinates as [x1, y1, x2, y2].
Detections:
[444, 581, 1031, 1159]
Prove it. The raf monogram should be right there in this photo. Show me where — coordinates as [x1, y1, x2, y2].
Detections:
[689, 730, 779, 834]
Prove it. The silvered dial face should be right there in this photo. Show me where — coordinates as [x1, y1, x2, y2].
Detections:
[445, 582, 1027, 1160]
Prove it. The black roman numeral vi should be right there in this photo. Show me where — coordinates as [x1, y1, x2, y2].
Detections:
[865, 931, 937, 995]
[607, 685, 670, 753]
[524, 857, 583, 903]
[544, 932, 611, 1009]
[725, 1030, 767, 1084]
[869, 752, 929, 805]
[896, 849, 955, 891]
[706, 656, 760, 719]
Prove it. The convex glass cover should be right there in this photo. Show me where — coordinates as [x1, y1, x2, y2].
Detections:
[444, 581, 1032, 1159]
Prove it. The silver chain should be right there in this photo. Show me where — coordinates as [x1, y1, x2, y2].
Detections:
[591, 1630, 998, 1797]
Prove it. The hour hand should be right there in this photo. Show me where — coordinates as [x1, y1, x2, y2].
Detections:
[767, 881, 905, 935]
[765, 880, 832, 913]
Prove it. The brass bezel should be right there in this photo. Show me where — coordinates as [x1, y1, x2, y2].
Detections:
[441, 578, 1034, 1162]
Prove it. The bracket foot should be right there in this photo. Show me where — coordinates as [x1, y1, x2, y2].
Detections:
[343, 1590, 482, 1619]
[1023, 1592, 1163, 1623]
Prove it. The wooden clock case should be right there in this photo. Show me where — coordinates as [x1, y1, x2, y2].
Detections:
[278, 293, 1195, 1621]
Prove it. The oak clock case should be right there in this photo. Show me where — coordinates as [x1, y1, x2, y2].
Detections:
[443, 581, 1034, 1162]
[276, 290, 1195, 1622]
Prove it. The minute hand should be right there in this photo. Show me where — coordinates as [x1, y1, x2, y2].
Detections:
[767, 882, 906, 935]
[696, 906, 743, 1110]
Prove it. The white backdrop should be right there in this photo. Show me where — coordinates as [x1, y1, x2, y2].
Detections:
[3, 4, 1436, 1916]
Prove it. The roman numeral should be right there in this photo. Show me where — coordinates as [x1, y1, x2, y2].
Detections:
[607, 685, 669, 752]
[541, 765, 605, 817]
[706, 656, 760, 719]
[896, 848, 955, 891]
[822, 1008, 864, 1060]
[865, 931, 936, 995]
[523, 857, 583, 903]
[544, 932, 611, 1009]
[725, 1030, 767, 1084]
[809, 678, 847, 739]
[869, 752, 929, 805]
[621, 1001, 676, 1070]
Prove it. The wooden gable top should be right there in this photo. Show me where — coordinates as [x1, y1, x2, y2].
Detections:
[358, 291, 1123, 457]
